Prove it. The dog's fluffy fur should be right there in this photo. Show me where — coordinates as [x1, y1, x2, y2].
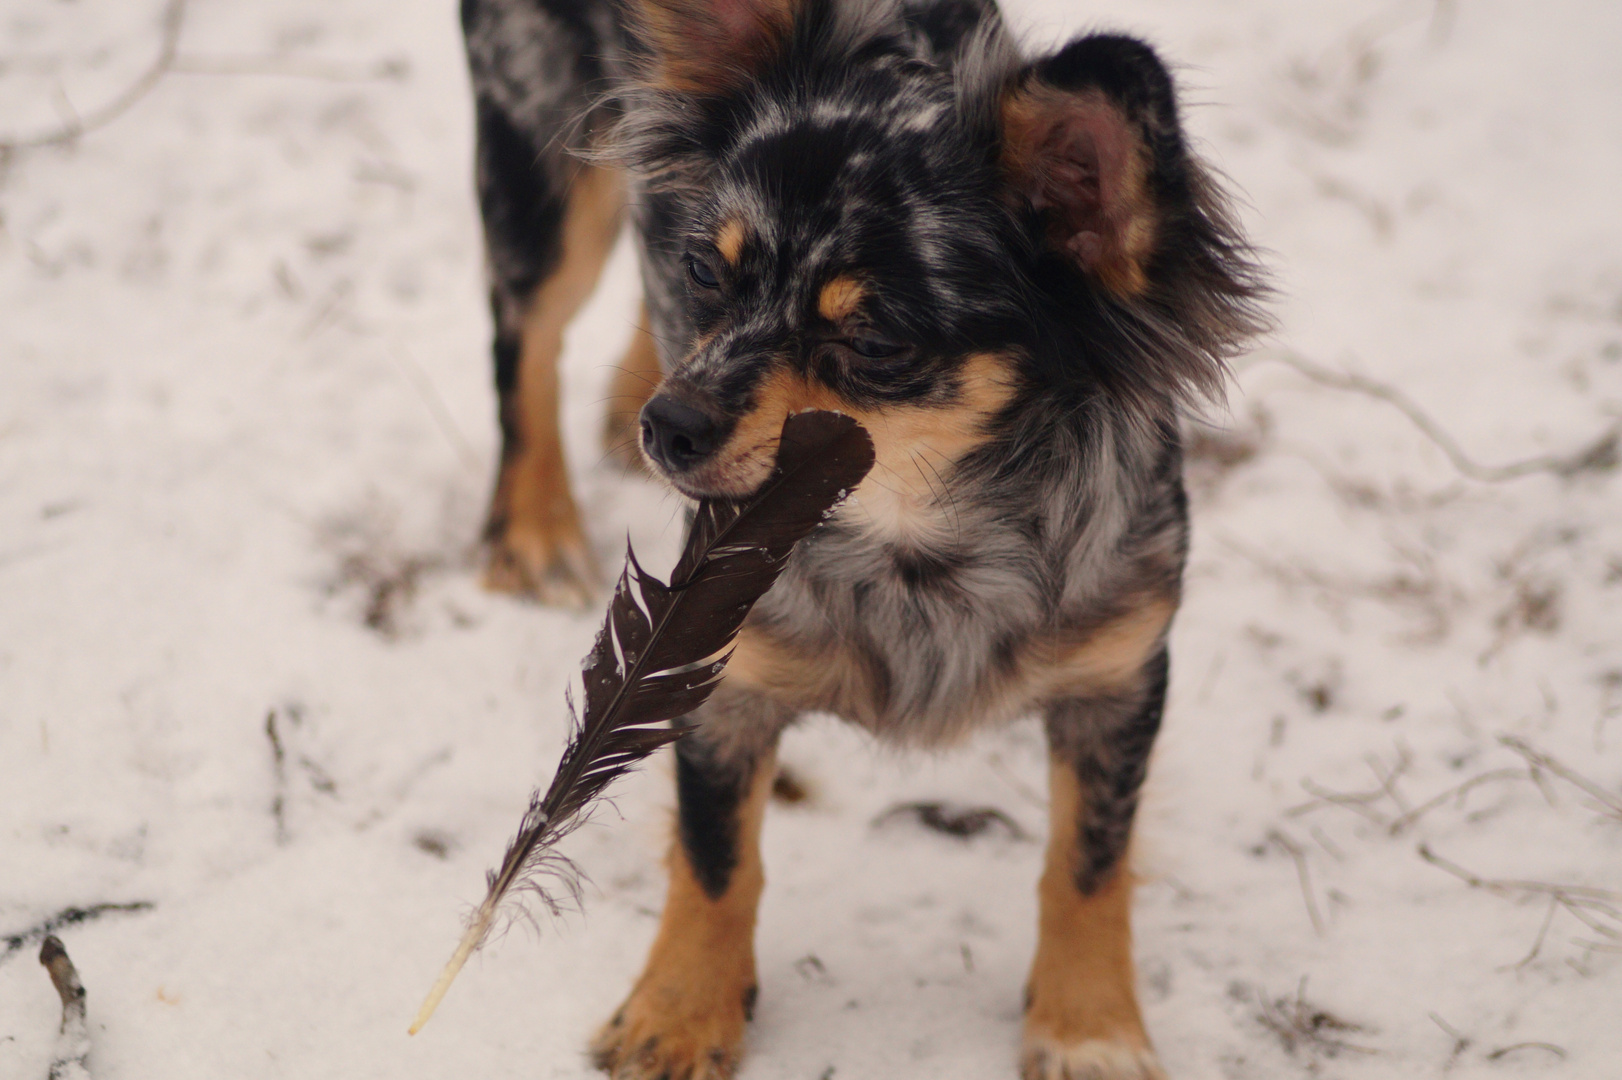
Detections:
[462, 1, 1265, 1076]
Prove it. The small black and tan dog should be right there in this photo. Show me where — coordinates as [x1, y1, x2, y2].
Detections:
[462, 0, 1265, 1076]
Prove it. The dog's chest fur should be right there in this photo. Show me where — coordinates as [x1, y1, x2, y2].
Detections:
[730, 409, 1188, 745]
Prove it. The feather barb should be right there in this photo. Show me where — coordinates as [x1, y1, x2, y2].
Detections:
[409, 411, 873, 1033]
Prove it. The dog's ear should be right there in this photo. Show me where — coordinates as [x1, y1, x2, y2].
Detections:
[630, 0, 800, 92]
[1000, 35, 1186, 299]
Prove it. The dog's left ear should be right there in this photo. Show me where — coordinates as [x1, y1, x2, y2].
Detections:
[1001, 35, 1185, 299]
[630, 0, 800, 93]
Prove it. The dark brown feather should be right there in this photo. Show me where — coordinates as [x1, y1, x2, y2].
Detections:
[410, 410, 873, 1032]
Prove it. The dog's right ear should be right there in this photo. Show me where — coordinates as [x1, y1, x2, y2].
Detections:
[629, 0, 800, 93]
[1000, 34, 1269, 408]
[1000, 35, 1184, 299]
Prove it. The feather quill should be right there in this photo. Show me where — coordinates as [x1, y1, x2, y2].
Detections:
[410, 411, 874, 1034]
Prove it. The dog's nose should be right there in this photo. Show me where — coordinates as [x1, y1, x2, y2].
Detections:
[640, 395, 722, 472]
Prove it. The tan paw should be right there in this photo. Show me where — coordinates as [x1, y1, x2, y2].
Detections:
[482, 520, 597, 609]
[589, 981, 754, 1080]
[1020, 1035, 1166, 1080]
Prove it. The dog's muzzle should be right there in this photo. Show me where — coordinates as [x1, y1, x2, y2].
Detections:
[640, 394, 723, 475]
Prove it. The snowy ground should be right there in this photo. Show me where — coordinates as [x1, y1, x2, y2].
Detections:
[3, 0, 1620, 1077]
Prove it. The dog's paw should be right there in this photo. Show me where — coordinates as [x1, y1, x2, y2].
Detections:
[482, 521, 597, 609]
[589, 980, 753, 1080]
[1020, 1036, 1166, 1080]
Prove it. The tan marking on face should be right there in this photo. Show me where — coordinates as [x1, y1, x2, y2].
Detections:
[682, 352, 1019, 541]
[846, 352, 1019, 543]
[1023, 760, 1154, 1066]
[817, 275, 865, 322]
[673, 367, 843, 497]
[1034, 596, 1176, 699]
[590, 753, 774, 1078]
[485, 162, 624, 605]
[716, 219, 747, 266]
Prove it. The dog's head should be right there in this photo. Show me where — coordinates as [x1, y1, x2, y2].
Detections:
[618, 0, 1266, 507]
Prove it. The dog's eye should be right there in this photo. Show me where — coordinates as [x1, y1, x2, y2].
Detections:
[847, 335, 905, 359]
[686, 255, 720, 289]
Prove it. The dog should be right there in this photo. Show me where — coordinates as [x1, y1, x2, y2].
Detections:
[461, 0, 1265, 1076]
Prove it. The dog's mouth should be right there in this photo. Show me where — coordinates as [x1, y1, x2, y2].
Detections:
[638, 390, 784, 501]
[644, 437, 780, 502]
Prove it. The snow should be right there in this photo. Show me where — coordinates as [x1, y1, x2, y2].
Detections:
[2, 0, 1619, 1077]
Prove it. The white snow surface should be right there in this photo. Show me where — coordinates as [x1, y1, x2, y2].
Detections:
[3, 1, 1621, 1077]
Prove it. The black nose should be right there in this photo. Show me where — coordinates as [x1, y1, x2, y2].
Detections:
[640, 395, 722, 473]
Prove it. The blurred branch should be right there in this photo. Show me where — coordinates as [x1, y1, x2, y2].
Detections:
[3, 903, 154, 967]
[1386, 768, 1528, 835]
[1419, 843, 1622, 944]
[0, 0, 408, 154]
[1267, 829, 1326, 935]
[0, 0, 185, 152]
[1499, 735, 1622, 821]
[1250, 977, 1377, 1059]
[1254, 350, 1621, 482]
[170, 54, 410, 82]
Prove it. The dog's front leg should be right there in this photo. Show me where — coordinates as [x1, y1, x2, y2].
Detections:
[592, 694, 788, 1080]
[1023, 648, 1170, 1080]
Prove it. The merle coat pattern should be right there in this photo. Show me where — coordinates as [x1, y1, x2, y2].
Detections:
[462, 0, 1265, 1076]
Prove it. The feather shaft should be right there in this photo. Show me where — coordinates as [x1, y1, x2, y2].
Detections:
[410, 411, 873, 1033]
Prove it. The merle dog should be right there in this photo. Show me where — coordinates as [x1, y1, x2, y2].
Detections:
[461, 0, 1264, 1075]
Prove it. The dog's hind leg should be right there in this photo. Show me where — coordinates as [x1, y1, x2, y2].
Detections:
[1024, 648, 1171, 1080]
[476, 110, 623, 605]
[592, 692, 792, 1080]
[464, 0, 628, 606]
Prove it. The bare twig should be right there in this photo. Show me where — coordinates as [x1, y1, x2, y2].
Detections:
[1502, 897, 1559, 972]
[1419, 844, 1622, 963]
[1575, 938, 1622, 955]
[1499, 735, 1622, 821]
[1288, 777, 1393, 827]
[1428, 1012, 1470, 1072]
[1308, 825, 1345, 861]
[3, 903, 154, 966]
[1221, 534, 1462, 644]
[1485, 1043, 1566, 1062]
[1386, 768, 1529, 835]
[1267, 829, 1326, 935]
[985, 752, 1049, 811]
[170, 54, 409, 82]
[38, 936, 91, 1080]
[0, 0, 186, 152]
[1256, 350, 1621, 482]
[1419, 844, 1622, 906]
[1251, 977, 1377, 1059]
[266, 710, 289, 845]
[389, 345, 481, 473]
[1364, 747, 1413, 816]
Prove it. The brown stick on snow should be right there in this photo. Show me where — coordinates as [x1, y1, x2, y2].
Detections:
[38, 935, 92, 1080]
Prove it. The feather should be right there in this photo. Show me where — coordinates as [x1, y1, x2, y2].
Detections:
[410, 410, 874, 1033]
